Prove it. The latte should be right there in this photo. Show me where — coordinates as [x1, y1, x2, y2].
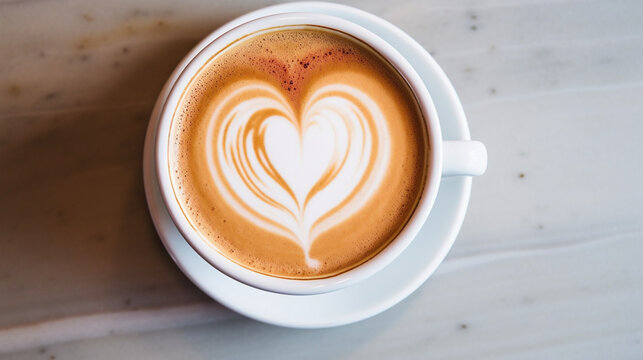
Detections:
[168, 26, 429, 279]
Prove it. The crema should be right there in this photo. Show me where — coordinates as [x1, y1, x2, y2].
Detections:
[169, 27, 429, 279]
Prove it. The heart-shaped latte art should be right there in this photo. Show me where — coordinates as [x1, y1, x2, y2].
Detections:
[206, 81, 390, 268]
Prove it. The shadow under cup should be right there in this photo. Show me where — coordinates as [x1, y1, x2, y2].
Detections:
[156, 13, 444, 295]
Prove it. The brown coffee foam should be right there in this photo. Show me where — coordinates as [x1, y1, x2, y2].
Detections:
[169, 27, 428, 279]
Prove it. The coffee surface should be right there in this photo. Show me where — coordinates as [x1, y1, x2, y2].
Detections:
[169, 27, 428, 279]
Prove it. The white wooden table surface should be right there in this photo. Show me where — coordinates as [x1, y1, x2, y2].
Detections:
[1, 0, 642, 358]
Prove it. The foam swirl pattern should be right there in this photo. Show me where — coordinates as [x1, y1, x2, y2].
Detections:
[206, 81, 390, 267]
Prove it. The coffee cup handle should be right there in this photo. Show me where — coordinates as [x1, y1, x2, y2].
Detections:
[442, 140, 488, 177]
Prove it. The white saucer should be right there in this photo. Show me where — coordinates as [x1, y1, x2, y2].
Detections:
[143, 2, 472, 328]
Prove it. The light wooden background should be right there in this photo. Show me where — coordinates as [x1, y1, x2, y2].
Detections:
[1, 0, 642, 358]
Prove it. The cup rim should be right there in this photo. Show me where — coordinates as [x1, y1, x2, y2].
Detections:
[155, 12, 443, 295]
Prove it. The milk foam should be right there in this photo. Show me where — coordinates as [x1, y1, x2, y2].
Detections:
[169, 27, 428, 278]
[206, 82, 390, 267]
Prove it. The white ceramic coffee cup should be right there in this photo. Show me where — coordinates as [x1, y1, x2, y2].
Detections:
[155, 12, 487, 295]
